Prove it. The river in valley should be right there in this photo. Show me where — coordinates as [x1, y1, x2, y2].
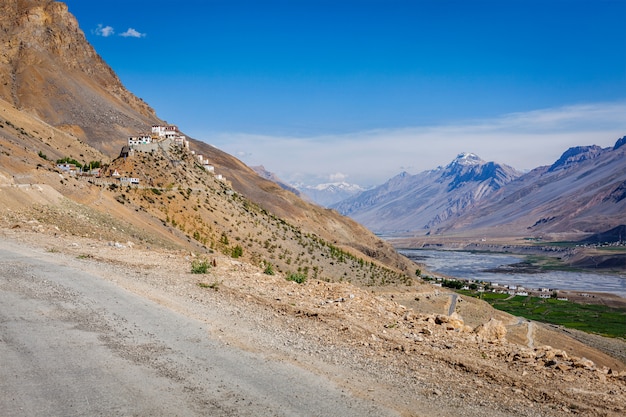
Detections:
[400, 249, 626, 298]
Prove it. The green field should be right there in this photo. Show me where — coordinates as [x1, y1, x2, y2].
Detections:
[459, 291, 626, 339]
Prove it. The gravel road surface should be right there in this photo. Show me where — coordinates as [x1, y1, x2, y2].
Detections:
[0, 240, 397, 417]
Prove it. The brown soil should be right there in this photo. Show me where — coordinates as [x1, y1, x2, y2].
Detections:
[2, 221, 625, 416]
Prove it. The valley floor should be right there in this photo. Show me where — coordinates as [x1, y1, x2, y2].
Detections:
[1, 227, 625, 417]
[391, 235, 626, 275]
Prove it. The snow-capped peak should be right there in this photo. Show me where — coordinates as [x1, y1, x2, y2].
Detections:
[308, 182, 365, 192]
[452, 152, 483, 166]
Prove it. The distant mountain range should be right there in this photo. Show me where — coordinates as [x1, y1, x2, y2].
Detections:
[331, 140, 626, 238]
[332, 152, 521, 234]
[297, 182, 366, 207]
[433, 138, 626, 238]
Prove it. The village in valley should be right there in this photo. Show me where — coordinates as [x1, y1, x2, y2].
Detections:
[55, 125, 226, 186]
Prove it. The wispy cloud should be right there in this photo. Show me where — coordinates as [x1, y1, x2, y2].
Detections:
[328, 172, 348, 182]
[204, 101, 626, 187]
[93, 24, 114, 37]
[119, 28, 146, 38]
[92, 25, 146, 38]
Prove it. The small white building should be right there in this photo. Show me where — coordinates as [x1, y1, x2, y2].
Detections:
[173, 136, 187, 148]
[164, 130, 178, 140]
[57, 163, 78, 173]
[119, 177, 139, 185]
[152, 125, 179, 138]
[128, 134, 152, 146]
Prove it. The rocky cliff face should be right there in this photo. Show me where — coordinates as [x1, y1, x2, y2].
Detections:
[548, 145, 604, 172]
[0, 0, 160, 154]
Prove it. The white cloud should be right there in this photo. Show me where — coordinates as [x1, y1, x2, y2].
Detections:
[93, 24, 115, 37]
[119, 28, 146, 38]
[201, 101, 626, 187]
[328, 172, 348, 182]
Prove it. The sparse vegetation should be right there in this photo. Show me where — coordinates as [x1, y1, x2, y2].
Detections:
[56, 156, 82, 168]
[197, 281, 220, 290]
[191, 258, 211, 274]
[230, 245, 243, 258]
[286, 272, 307, 284]
[263, 262, 275, 275]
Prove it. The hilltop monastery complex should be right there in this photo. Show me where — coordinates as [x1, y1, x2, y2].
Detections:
[124, 125, 222, 182]
[56, 125, 224, 184]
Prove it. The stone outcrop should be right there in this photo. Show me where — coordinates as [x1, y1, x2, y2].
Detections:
[473, 318, 507, 342]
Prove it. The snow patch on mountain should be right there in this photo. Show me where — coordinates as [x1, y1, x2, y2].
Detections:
[298, 182, 367, 207]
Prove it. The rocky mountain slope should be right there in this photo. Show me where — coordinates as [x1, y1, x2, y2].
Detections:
[0, 0, 413, 278]
[333, 153, 521, 234]
[433, 137, 626, 238]
[0, 0, 160, 155]
[1, 3, 625, 415]
[250, 165, 304, 198]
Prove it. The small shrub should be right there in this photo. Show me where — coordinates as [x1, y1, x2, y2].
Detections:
[263, 262, 275, 275]
[286, 272, 307, 284]
[56, 156, 82, 169]
[231, 245, 243, 259]
[198, 281, 220, 290]
[191, 259, 211, 274]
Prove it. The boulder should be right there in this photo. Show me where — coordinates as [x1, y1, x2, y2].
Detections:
[473, 318, 507, 342]
[435, 312, 465, 330]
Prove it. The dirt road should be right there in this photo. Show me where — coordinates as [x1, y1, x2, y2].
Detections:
[0, 240, 396, 417]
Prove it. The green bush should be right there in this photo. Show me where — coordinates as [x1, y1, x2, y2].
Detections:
[191, 259, 211, 274]
[231, 245, 243, 259]
[56, 156, 82, 168]
[263, 262, 275, 275]
[286, 272, 306, 284]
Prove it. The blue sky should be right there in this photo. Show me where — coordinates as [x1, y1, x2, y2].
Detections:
[63, 0, 626, 186]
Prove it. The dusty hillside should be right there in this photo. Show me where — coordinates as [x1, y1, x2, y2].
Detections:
[1, 94, 416, 287]
[0, 0, 412, 275]
[2, 224, 625, 416]
[98, 145, 417, 285]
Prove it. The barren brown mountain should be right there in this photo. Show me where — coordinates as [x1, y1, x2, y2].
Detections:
[0, 0, 411, 275]
[1, 1, 625, 416]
